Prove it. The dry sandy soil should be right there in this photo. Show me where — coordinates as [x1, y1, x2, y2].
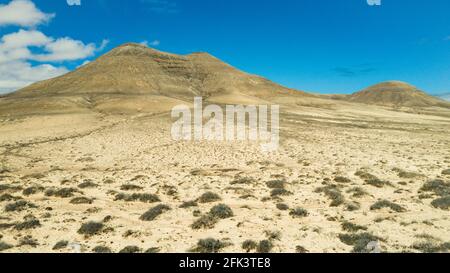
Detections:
[0, 100, 449, 253]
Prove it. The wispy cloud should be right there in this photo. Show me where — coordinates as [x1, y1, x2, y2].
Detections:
[333, 64, 377, 77]
[140, 0, 180, 14]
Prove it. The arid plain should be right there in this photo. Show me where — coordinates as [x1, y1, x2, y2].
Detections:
[0, 44, 449, 253]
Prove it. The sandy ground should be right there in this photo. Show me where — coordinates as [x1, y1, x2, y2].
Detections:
[0, 104, 449, 253]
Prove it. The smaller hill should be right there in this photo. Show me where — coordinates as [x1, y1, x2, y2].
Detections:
[349, 81, 450, 108]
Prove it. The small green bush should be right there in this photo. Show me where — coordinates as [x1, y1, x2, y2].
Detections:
[289, 207, 309, 218]
[209, 204, 234, 219]
[45, 188, 79, 198]
[115, 193, 160, 203]
[334, 177, 351, 183]
[5, 200, 37, 212]
[78, 221, 104, 236]
[266, 180, 286, 189]
[197, 192, 221, 203]
[191, 238, 229, 253]
[256, 240, 273, 253]
[341, 221, 367, 232]
[52, 240, 68, 250]
[92, 246, 112, 253]
[242, 240, 258, 252]
[119, 246, 141, 253]
[140, 204, 171, 221]
[15, 219, 41, 230]
[431, 196, 450, 210]
[339, 233, 381, 253]
[370, 200, 406, 212]
[179, 201, 198, 208]
[70, 197, 94, 204]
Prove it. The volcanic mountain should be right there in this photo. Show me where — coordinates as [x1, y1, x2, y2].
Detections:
[0, 43, 311, 115]
[349, 81, 450, 108]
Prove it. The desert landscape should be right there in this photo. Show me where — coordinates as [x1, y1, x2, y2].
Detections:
[0, 43, 449, 253]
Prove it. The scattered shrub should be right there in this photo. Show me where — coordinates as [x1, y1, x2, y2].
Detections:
[393, 168, 422, 179]
[52, 240, 68, 250]
[266, 180, 286, 189]
[339, 233, 381, 253]
[5, 200, 37, 212]
[77, 221, 104, 236]
[315, 186, 344, 207]
[264, 230, 281, 241]
[45, 188, 79, 198]
[355, 171, 378, 181]
[270, 188, 292, 197]
[276, 203, 289, 210]
[431, 196, 450, 210]
[0, 194, 21, 202]
[365, 178, 392, 188]
[179, 201, 198, 208]
[19, 236, 39, 247]
[145, 247, 161, 253]
[70, 197, 94, 204]
[191, 214, 218, 230]
[346, 187, 368, 198]
[334, 177, 351, 183]
[295, 246, 309, 253]
[341, 221, 367, 232]
[191, 238, 230, 253]
[209, 204, 234, 219]
[442, 169, 450, 175]
[412, 241, 450, 253]
[92, 246, 112, 253]
[140, 204, 171, 221]
[78, 181, 98, 189]
[120, 184, 143, 191]
[345, 201, 361, 212]
[257, 240, 273, 253]
[231, 177, 255, 185]
[289, 207, 309, 218]
[15, 219, 41, 230]
[420, 179, 450, 197]
[197, 192, 221, 203]
[370, 200, 406, 212]
[22, 186, 44, 196]
[242, 240, 258, 252]
[119, 246, 141, 253]
[0, 241, 13, 252]
[115, 193, 160, 203]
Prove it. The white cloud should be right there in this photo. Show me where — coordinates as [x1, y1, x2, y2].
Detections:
[77, 60, 90, 68]
[98, 39, 109, 51]
[0, 61, 68, 93]
[67, 0, 81, 6]
[34, 37, 97, 62]
[0, 29, 102, 63]
[0, 29, 51, 51]
[0, 29, 107, 93]
[0, 0, 54, 27]
[140, 40, 160, 47]
[0, 1, 108, 94]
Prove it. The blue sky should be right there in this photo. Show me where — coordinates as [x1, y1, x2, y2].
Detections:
[0, 0, 449, 95]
